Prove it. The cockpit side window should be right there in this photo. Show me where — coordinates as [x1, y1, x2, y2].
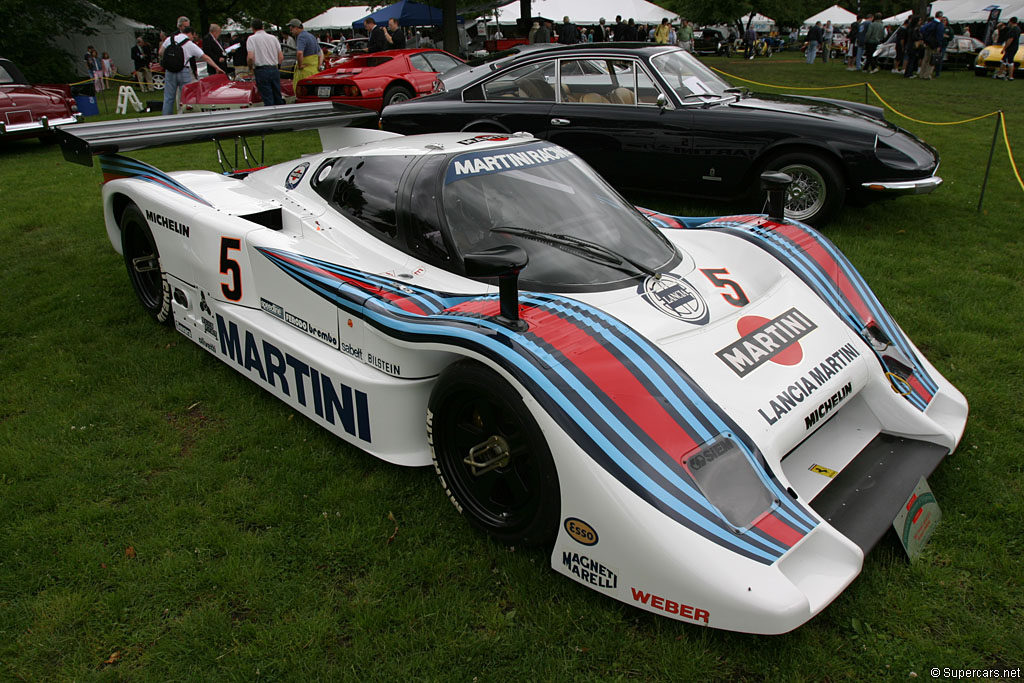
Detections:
[319, 155, 411, 238]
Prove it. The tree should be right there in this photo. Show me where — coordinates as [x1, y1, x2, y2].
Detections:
[0, 0, 100, 81]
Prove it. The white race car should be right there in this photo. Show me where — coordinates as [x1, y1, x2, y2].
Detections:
[59, 104, 967, 635]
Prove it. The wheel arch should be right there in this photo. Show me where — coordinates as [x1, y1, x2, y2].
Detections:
[459, 119, 513, 134]
[747, 141, 850, 190]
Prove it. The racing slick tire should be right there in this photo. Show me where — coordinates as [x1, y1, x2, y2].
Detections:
[761, 152, 846, 226]
[428, 360, 560, 546]
[120, 203, 173, 324]
[383, 84, 414, 106]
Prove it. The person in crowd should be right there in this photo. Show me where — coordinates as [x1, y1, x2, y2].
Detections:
[805, 21, 822, 63]
[893, 19, 909, 73]
[528, 21, 539, 43]
[654, 18, 671, 44]
[822, 21, 833, 63]
[864, 13, 885, 72]
[855, 14, 871, 69]
[246, 18, 283, 106]
[160, 16, 223, 114]
[903, 16, 923, 78]
[744, 24, 757, 59]
[918, 14, 942, 79]
[993, 16, 1020, 79]
[231, 32, 249, 76]
[100, 51, 114, 88]
[203, 24, 229, 76]
[558, 16, 579, 44]
[131, 37, 153, 91]
[288, 18, 322, 88]
[365, 17, 387, 52]
[613, 15, 626, 41]
[678, 20, 694, 52]
[592, 18, 608, 42]
[85, 46, 104, 92]
[626, 19, 638, 41]
[384, 17, 406, 49]
[845, 17, 860, 69]
[934, 14, 954, 77]
[532, 19, 550, 43]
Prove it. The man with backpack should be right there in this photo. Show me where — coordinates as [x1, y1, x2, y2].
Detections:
[918, 15, 942, 79]
[159, 16, 224, 115]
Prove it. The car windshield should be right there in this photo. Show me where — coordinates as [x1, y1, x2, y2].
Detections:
[441, 141, 678, 290]
[650, 49, 731, 100]
[0, 65, 13, 84]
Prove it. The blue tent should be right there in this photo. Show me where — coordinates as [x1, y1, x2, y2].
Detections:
[353, 0, 444, 29]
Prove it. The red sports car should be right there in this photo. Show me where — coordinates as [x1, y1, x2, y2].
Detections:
[1, 57, 80, 140]
[295, 48, 463, 112]
[180, 73, 296, 113]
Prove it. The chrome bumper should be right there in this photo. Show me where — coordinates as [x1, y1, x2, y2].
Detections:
[861, 175, 942, 195]
[0, 113, 82, 136]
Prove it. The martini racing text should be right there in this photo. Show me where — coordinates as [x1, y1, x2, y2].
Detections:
[758, 344, 861, 426]
[216, 315, 371, 443]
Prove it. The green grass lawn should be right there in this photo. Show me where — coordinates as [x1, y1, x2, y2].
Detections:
[1, 58, 1022, 679]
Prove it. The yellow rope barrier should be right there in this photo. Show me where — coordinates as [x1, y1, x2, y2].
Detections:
[708, 66, 1022, 194]
[1000, 111, 1024, 192]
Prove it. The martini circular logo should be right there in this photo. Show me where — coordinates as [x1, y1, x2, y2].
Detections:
[285, 162, 309, 189]
[640, 274, 709, 325]
[715, 307, 818, 377]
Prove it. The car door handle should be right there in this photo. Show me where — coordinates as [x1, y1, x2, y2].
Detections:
[550, 118, 571, 126]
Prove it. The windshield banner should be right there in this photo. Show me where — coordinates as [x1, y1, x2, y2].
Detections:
[445, 143, 576, 185]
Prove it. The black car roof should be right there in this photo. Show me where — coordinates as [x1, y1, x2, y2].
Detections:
[506, 42, 677, 59]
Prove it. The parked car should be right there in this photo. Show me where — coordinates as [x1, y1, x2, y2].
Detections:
[0, 57, 81, 140]
[381, 44, 942, 225]
[57, 103, 968, 633]
[693, 28, 730, 55]
[974, 42, 1024, 76]
[296, 48, 464, 111]
[873, 33, 983, 69]
[180, 73, 296, 112]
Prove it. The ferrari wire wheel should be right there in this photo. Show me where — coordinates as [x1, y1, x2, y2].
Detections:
[428, 361, 560, 545]
[120, 203, 173, 324]
[765, 153, 845, 225]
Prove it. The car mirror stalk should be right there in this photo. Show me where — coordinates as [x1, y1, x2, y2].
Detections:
[463, 245, 529, 331]
[760, 171, 793, 221]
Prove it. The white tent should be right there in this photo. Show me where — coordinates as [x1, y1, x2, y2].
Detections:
[885, 0, 1024, 24]
[494, 0, 677, 26]
[56, 1, 152, 77]
[737, 13, 775, 32]
[804, 5, 857, 27]
[883, 10, 912, 25]
[304, 6, 375, 31]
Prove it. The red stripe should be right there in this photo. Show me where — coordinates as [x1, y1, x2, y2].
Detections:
[772, 222, 872, 321]
[906, 373, 934, 404]
[754, 511, 804, 548]
[445, 299, 502, 316]
[523, 307, 699, 457]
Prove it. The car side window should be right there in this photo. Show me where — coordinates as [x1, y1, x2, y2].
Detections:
[405, 155, 450, 262]
[557, 59, 659, 106]
[326, 155, 410, 238]
[423, 52, 461, 73]
[409, 53, 432, 72]
[477, 61, 555, 101]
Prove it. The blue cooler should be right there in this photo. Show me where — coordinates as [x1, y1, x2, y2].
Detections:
[74, 95, 99, 117]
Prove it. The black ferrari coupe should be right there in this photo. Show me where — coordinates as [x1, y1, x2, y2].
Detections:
[381, 44, 941, 225]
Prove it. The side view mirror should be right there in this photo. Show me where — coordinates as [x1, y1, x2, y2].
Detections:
[463, 244, 529, 331]
[760, 171, 792, 221]
[656, 92, 669, 109]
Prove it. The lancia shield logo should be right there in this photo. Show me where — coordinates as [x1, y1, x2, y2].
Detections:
[640, 274, 709, 325]
[285, 162, 309, 189]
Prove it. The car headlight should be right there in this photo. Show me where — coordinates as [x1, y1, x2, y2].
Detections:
[679, 434, 776, 531]
[980, 48, 990, 60]
[875, 134, 932, 171]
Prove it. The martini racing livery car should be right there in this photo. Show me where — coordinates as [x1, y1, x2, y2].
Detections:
[59, 104, 967, 635]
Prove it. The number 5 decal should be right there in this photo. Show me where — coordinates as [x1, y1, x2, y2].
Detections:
[700, 268, 749, 307]
[220, 237, 242, 301]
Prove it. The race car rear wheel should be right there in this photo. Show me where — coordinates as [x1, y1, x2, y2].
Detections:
[428, 360, 560, 545]
[761, 152, 845, 226]
[383, 84, 414, 106]
[120, 203, 172, 324]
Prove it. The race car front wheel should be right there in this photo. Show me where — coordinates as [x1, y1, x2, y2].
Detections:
[120, 203, 172, 324]
[428, 360, 560, 546]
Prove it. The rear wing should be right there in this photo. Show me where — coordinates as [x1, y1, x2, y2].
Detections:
[57, 102, 381, 167]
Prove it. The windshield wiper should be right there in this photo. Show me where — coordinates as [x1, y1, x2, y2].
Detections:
[490, 226, 660, 279]
[678, 92, 726, 108]
[724, 86, 750, 101]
